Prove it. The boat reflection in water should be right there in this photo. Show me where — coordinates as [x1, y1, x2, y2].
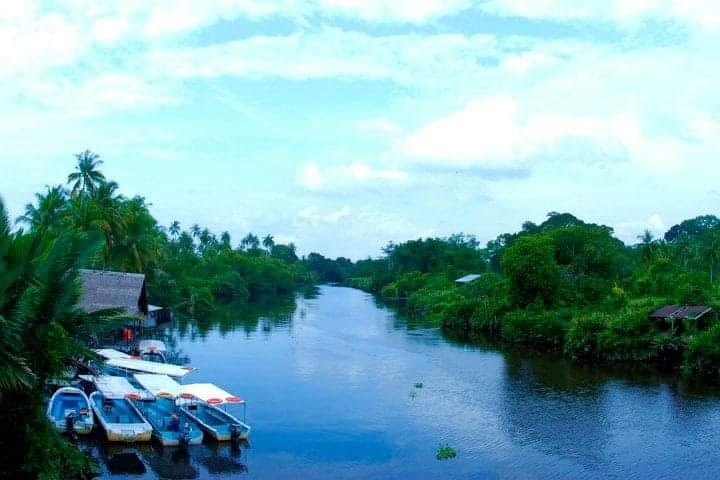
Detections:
[80, 431, 250, 478]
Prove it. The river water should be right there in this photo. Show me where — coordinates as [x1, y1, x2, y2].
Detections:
[88, 285, 720, 479]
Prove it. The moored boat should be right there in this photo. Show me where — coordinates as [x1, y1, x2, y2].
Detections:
[179, 383, 251, 441]
[89, 376, 153, 443]
[46, 387, 94, 435]
[132, 374, 204, 446]
[95, 348, 194, 378]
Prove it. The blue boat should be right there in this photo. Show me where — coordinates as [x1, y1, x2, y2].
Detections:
[132, 396, 204, 446]
[178, 384, 251, 441]
[89, 376, 153, 442]
[134, 374, 251, 442]
[46, 387, 94, 435]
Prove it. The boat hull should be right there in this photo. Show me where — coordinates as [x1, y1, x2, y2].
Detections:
[90, 392, 152, 443]
[134, 398, 204, 446]
[46, 387, 94, 435]
[180, 403, 251, 441]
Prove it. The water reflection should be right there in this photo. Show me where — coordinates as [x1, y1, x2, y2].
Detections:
[92, 286, 720, 479]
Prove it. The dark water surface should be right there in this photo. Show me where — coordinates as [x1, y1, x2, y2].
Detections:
[89, 286, 720, 479]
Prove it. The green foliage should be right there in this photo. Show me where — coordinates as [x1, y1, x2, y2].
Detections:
[436, 445, 457, 460]
[564, 313, 609, 361]
[501, 235, 560, 308]
[685, 323, 720, 376]
[501, 309, 570, 348]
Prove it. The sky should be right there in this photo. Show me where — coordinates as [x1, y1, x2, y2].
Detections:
[2, 1, 720, 259]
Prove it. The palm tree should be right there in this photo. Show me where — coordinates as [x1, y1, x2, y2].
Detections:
[169, 221, 181, 239]
[17, 185, 67, 232]
[67, 150, 105, 196]
[220, 231, 231, 249]
[637, 230, 656, 266]
[190, 224, 201, 239]
[703, 228, 720, 284]
[92, 180, 125, 249]
[262, 234, 275, 252]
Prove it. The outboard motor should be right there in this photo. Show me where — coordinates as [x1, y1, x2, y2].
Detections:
[65, 412, 78, 440]
[230, 424, 242, 441]
[180, 422, 191, 447]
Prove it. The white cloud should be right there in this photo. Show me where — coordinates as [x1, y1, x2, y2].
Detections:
[145, 29, 497, 85]
[297, 162, 410, 191]
[398, 95, 674, 173]
[295, 205, 351, 227]
[614, 213, 667, 244]
[481, 0, 720, 28]
[356, 118, 401, 135]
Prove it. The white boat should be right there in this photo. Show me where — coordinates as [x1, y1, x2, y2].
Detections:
[46, 387, 94, 435]
[89, 376, 153, 443]
[104, 357, 194, 378]
[179, 383, 251, 441]
[132, 374, 203, 446]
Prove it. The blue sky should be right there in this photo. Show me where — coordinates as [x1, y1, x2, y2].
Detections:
[2, 1, 720, 259]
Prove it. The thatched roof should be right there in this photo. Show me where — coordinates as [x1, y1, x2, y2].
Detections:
[78, 269, 148, 316]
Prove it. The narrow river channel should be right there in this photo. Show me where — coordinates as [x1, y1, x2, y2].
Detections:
[88, 285, 720, 479]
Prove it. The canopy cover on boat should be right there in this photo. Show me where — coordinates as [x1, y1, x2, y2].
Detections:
[133, 374, 182, 398]
[93, 376, 144, 399]
[105, 357, 194, 378]
[138, 339, 167, 353]
[181, 383, 245, 405]
[94, 348, 132, 360]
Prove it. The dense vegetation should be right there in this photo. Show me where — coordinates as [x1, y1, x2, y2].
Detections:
[0, 151, 312, 478]
[308, 212, 720, 377]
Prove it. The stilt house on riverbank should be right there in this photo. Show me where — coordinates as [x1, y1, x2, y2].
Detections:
[649, 305, 714, 332]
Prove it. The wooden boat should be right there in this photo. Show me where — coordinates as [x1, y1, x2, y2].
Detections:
[179, 383, 251, 441]
[132, 374, 204, 446]
[89, 376, 153, 443]
[46, 387, 94, 435]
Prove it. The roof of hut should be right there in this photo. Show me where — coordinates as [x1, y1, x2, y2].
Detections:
[78, 269, 148, 316]
[649, 305, 712, 321]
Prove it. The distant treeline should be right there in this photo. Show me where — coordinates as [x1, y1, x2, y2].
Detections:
[304, 212, 720, 377]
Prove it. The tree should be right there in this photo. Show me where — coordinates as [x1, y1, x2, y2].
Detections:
[17, 185, 67, 232]
[262, 234, 275, 252]
[67, 150, 105, 196]
[501, 235, 560, 308]
[169, 221, 181, 239]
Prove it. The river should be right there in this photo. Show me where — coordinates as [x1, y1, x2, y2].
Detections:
[88, 285, 720, 479]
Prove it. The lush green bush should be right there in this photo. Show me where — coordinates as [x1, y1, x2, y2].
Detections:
[501, 309, 571, 348]
[564, 313, 608, 361]
[685, 323, 720, 376]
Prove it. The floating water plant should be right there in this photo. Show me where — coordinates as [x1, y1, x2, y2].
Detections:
[436, 445, 456, 461]
[414, 382, 423, 389]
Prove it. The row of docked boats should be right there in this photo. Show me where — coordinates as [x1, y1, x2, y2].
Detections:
[46, 342, 251, 446]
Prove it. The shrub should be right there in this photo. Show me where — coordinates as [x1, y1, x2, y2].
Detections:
[684, 323, 720, 376]
[564, 313, 608, 361]
[501, 309, 570, 348]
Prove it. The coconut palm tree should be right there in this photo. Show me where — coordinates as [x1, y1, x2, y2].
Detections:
[262, 234, 275, 252]
[169, 221, 181, 239]
[67, 150, 105, 197]
[17, 185, 67, 232]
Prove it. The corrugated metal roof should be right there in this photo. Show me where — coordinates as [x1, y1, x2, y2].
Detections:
[455, 274, 483, 284]
[78, 269, 147, 316]
[650, 305, 712, 320]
